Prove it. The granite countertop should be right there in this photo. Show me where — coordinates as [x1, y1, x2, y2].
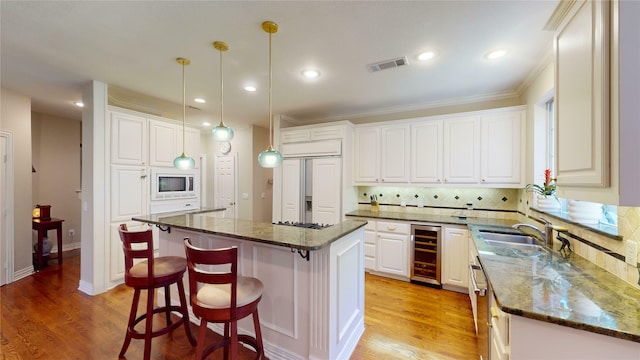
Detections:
[345, 210, 640, 343]
[469, 224, 640, 343]
[345, 209, 518, 227]
[132, 210, 367, 251]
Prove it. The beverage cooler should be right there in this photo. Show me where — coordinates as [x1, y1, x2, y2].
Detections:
[410, 225, 442, 286]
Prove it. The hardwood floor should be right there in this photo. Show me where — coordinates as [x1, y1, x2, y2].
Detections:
[0, 251, 478, 359]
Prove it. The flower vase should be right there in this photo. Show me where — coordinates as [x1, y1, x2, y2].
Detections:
[568, 200, 602, 224]
[536, 195, 560, 212]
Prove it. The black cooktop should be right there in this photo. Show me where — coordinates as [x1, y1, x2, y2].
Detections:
[274, 221, 332, 230]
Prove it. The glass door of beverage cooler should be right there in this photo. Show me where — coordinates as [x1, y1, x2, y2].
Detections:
[410, 225, 442, 286]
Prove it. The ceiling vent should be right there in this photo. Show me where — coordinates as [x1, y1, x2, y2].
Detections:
[367, 56, 409, 73]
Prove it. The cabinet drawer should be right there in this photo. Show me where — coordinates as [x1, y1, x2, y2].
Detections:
[281, 129, 311, 143]
[376, 221, 409, 234]
[364, 256, 376, 270]
[364, 229, 376, 245]
[364, 243, 376, 257]
[364, 220, 376, 231]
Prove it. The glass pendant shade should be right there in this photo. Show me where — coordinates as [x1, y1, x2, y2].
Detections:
[258, 146, 283, 168]
[211, 124, 234, 141]
[173, 153, 196, 170]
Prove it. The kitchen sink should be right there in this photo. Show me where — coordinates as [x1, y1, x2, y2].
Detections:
[479, 230, 548, 254]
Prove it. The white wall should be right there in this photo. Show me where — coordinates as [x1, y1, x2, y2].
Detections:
[0, 88, 33, 276]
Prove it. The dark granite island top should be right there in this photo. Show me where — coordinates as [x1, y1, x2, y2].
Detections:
[469, 224, 640, 344]
[132, 210, 367, 251]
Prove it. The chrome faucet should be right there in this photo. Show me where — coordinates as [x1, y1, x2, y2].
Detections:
[512, 217, 555, 246]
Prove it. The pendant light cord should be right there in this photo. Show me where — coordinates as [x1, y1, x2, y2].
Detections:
[219, 47, 224, 127]
[182, 61, 186, 155]
[268, 30, 274, 149]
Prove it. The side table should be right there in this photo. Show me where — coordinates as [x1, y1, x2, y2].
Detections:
[32, 218, 64, 271]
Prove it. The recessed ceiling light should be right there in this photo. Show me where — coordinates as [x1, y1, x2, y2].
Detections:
[74, 101, 84, 107]
[485, 49, 508, 60]
[417, 51, 437, 61]
[194, 98, 206, 103]
[301, 69, 321, 78]
[244, 86, 257, 92]
[202, 122, 211, 127]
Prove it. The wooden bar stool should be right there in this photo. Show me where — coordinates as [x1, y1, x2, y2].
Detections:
[183, 238, 266, 360]
[118, 224, 196, 360]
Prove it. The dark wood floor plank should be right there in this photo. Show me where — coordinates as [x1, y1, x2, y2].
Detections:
[0, 251, 478, 359]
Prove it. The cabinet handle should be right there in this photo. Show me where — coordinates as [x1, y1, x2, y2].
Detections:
[388, 226, 396, 230]
[444, 178, 448, 182]
[482, 179, 486, 182]
[140, 175, 147, 179]
[490, 307, 500, 319]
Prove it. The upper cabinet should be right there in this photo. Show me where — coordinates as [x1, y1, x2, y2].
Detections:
[480, 111, 524, 185]
[149, 119, 201, 168]
[443, 116, 480, 184]
[354, 106, 524, 188]
[354, 124, 410, 183]
[555, 0, 610, 188]
[111, 112, 147, 165]
[354, 127, 380, 183]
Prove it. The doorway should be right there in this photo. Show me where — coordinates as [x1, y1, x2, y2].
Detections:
[0, 131, 14, 285]
[215, 154, 237, 218]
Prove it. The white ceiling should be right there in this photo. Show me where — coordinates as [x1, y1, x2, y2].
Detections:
[1, 1, 558, 129]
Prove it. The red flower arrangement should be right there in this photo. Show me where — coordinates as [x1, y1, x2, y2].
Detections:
[525, 169, 557, 199]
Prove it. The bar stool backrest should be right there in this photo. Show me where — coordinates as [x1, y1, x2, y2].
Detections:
[118, 224, 155, 286]
[183, 239, 238, 321]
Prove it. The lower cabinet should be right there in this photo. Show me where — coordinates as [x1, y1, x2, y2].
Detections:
[376, 221, 410, 278]
[490, 293, 510, 360]
[363, 220, 377, 271]
[442, 226, 469, 291]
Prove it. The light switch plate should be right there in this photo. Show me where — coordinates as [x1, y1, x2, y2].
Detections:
[625, 240, 638, 266]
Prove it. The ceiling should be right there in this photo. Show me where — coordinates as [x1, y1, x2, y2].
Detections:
[1, 1, 559, 130]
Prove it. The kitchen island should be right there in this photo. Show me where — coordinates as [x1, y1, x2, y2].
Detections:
[133, 210, 367, 360]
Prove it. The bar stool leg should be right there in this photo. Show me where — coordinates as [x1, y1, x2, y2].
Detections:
[196, 319, 208, 359]
[119, 288, 140, 357]
[143, 288, 154, 360]
[177, 279, 196, 346]
[253, 309, 265, 359]
[164, 285, 172, 326]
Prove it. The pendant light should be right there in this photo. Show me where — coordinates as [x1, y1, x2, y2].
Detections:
[257, 20, 283, 168]
[173, 57, 196, 170]
[210, 41, 234, 142]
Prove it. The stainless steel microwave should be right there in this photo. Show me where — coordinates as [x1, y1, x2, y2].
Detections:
[151, 169, 198, 201]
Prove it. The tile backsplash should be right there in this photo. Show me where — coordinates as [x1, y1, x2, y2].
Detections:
[358, 186, 518, 211]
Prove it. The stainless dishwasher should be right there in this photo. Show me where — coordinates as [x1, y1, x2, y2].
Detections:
[470, 258, 489, 360]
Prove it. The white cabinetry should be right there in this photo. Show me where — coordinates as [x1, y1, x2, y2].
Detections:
[376, 221, 410, 278]
[110, 165, 147, 222]
[555, 0, 610, 188]
[355, 124, 410, 183]
[312, 157, 342, 225]
[281, 159, 302, 223]
[411, 120, 443, 183]
[443, 117, 480, 184]
[380, 125, 410, 183]
[149, 119, 201, 168]
[354, 127, 380, 183]
[442, 226, 469, 291]
[111, 112, 147, 165]
[363, 220, 377, 271]
[489, 293, 510, 360]
[480, 111, 524, 185]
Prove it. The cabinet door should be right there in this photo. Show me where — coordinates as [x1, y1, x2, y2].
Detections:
[377, 232, 408, 277]
[111, 112, 147, 165]
[281, 159, 302, 222]
[312, 158, 342, 225]
[480, 111, 523, 185]
[411, 120, 443, 183]
[442, 227, 469, 288]
[111, 165, 147, 222]
[149, 120, 178, 167]
[354, 127, 380, 183]
[555, 0, 610, 187]
[380, 124, 410, 183]
[443, 117, 480, 184]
